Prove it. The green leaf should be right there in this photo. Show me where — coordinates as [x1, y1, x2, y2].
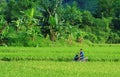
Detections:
[49, 15, 56, 26]
[55, 13, 58, 25]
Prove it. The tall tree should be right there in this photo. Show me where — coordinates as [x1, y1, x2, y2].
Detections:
[39, 0, 62, 41]
[4, 0, 36, 23]
[95, 0, 115, 18]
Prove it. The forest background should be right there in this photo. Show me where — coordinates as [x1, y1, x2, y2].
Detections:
[0, 0, 120, 47]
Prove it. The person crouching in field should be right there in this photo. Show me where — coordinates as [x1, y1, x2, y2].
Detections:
[74, 49, 88, 61]
[74, 54, 79, 61]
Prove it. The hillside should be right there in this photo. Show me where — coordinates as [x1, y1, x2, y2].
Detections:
[0, 0, 120, 46]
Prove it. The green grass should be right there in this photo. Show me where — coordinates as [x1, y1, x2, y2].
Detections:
[0, 46, 120, 77]
[0, 61, 120, 77]
[0, 46, 120, 61]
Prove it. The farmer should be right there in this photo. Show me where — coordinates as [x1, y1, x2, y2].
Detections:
[74, 54, 79, 61]
[79, 49, 84, 60]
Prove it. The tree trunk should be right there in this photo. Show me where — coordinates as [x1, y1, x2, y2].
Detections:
[50, 29, 57, 41]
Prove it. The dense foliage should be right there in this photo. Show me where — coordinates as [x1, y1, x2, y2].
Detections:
[0, 0, 120, 46]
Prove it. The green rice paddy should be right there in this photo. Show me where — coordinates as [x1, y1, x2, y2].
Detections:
[0, 46, 120, 77]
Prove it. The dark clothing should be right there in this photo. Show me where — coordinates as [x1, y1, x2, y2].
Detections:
[74, 55, 79, 61]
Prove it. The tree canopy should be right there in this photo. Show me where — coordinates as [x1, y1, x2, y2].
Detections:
[0, 0, 120, 46]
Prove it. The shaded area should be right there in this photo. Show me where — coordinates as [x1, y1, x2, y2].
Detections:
[0, 56, 119, 62]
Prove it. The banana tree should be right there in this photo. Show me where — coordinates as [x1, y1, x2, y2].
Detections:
[39, 0, 62, 41]
[0, 15, 8, 45]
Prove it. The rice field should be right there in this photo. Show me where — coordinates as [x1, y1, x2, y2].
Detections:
[0, 61, 120, 77]
[0, 46, 120, 77]
[0, 46, 120, 61]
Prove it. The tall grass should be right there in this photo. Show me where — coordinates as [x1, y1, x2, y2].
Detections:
[0, 46, 120, 77]
[0, 61, 120, 77]
[0, 46, 120, 61]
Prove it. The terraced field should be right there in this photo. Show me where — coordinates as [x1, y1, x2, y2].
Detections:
[0, 46, 120, 77]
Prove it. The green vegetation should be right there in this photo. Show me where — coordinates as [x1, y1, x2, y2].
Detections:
[0, 61, 120, 77]
[0, 46, 120, 77]
[0, 46, 120, 61]
[0, 0, 120, 77]
[0, 0, 120, 46]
